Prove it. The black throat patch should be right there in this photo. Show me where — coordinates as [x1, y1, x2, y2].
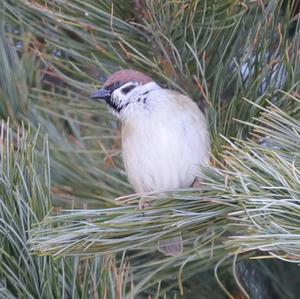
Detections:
[105, 81, 132, 113]
[105, 81, 136, 113]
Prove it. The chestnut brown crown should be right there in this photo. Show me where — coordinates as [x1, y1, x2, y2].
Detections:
[103, 69, 152, 87]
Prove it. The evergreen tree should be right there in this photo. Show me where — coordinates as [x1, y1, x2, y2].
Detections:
[0, 1, 299, 298]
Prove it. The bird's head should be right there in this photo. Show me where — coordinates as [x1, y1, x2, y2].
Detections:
[90, 69, 156, 119]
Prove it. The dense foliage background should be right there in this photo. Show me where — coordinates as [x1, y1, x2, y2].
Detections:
[0, 0, 300, 298]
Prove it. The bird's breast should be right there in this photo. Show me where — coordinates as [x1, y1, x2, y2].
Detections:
[121, 105, 210, 193]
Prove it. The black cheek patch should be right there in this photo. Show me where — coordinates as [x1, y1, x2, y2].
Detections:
[121, 84, 136, 95]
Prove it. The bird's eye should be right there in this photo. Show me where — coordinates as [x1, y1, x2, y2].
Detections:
[121, 84, 136, 95]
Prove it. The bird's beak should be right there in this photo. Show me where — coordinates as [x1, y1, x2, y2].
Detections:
[90, 88, 111, 101]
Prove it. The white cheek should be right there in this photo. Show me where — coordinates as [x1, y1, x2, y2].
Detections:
[111, 91, 120, 105]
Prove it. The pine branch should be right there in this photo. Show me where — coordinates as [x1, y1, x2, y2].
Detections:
[1, 0, 300, 298]
[29, 94, 300, 296]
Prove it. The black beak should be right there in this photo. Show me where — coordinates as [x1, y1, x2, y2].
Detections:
[90, 88, 111, 101]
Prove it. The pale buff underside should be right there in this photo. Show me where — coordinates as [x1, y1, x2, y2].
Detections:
[121, 87, 210, 193]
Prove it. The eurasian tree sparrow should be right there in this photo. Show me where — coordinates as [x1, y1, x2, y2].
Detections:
[90, 69, 210, 256]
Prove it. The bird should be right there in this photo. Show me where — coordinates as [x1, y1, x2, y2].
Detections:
[90, 69, 210, 256]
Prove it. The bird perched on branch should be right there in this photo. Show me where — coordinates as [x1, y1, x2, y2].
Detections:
[90, 69, 210, 256]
